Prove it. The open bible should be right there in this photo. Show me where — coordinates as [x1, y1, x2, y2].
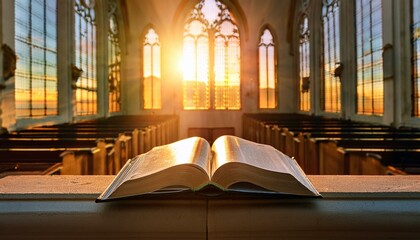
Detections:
[97, 135, 320, 201]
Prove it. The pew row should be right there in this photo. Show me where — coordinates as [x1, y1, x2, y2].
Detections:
[0, 115, 179, 176]
[243, 114, 420, 175]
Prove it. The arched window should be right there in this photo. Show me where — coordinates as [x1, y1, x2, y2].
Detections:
[143, 28, 161, 109]
[299, 15, 310, 112]
[74, 0, 97, 116]
[321, 0, 341, 113]
[412, 0, 420, 117]
[108, 0, 122, 113]
[259, 28, 277, 109]
[14, 0, 58, 118]
[182, 0, 240, 110]
[355, 0, 383, 116]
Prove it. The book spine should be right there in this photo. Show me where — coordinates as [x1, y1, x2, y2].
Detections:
[291, 157, 321, 196]
[96, 158, 136, 202]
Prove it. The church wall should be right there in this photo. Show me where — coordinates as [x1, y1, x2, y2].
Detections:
[289, 0, 420, 129]
[123, 0, 294, 138]
[1, 0, 420, 132]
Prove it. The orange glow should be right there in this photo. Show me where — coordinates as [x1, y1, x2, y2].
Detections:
[143, 28, 162, 109]
[259, 29, 276, 109]
[181, 38, 209, 83]
[182, 0, 240, 110]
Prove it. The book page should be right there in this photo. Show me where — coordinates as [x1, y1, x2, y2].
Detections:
[97, 137, 213, 200]
[127, 137, 212, 181]
[211, 135, 318, 194]
[212, 135, 291, 175]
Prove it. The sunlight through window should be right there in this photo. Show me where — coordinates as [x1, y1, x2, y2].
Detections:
[299, 15, 310, 112]
[355, 0, 383, 116]
[14, 0, 58, 118]
[74, 0, 97, 116]
[183, 0, 240, 110]
[108, 0, 121, 113]
[143, 28, 161, 109]
[321, 0, 341, 113]
[259, 28, 277, 109]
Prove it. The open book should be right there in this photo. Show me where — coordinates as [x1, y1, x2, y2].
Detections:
[97, 135, 320, 201]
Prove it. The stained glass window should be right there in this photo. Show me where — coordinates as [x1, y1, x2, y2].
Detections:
[182, 0, 240, 110]
[74, 0, 97, 116]
[108, 1, 121, 113]
[143, 28, 161, 109]
[14, 0, 58, 118]
[299, 15, 310, 112]
[259, 28, 277, 109]
[412, 0, 420, 117]
[355, 0, 383, 116]
[321, 0, 341, 113]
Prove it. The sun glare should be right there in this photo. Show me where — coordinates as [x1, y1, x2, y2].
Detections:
[182, 0, 241, 110]
[180, 50, 195, 82]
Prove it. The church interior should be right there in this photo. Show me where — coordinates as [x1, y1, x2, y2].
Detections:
[0, 0, 420, 239]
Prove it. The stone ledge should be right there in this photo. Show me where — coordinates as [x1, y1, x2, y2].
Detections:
[0, 175, 420, 200]
[309, 175, 420, 198]
[0, 175, 419, 239]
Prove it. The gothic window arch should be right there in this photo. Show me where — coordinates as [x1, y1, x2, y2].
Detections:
[182, 0, 241, 110]
[321, 0, 341, 113]
[258, 27, 277, 109]
[355, 0, 383, 116]
[14, 0, 58, 118]
[298, 14, 310, 112]
[108, 0, 122, 113]
[143, 27, 161, 109]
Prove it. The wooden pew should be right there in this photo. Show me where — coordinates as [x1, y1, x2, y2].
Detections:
[268, 126, 391, 173]
[0, 137, 114, 175]
[318, 139, 420, 175]
[1, 130, 117, 175]
[0, 162, 62, 178]
[0, 148, 94, 175]
[111, 134, 133, 174]
[302, 130, 420, 173]
[23, 114, 179, 155]
[243, 114, 420, 175]
[4, 126, 133, 174]
[299, 131, 420, 174]
[3, 126, 136, 174]
[0, 115, 179, 176]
